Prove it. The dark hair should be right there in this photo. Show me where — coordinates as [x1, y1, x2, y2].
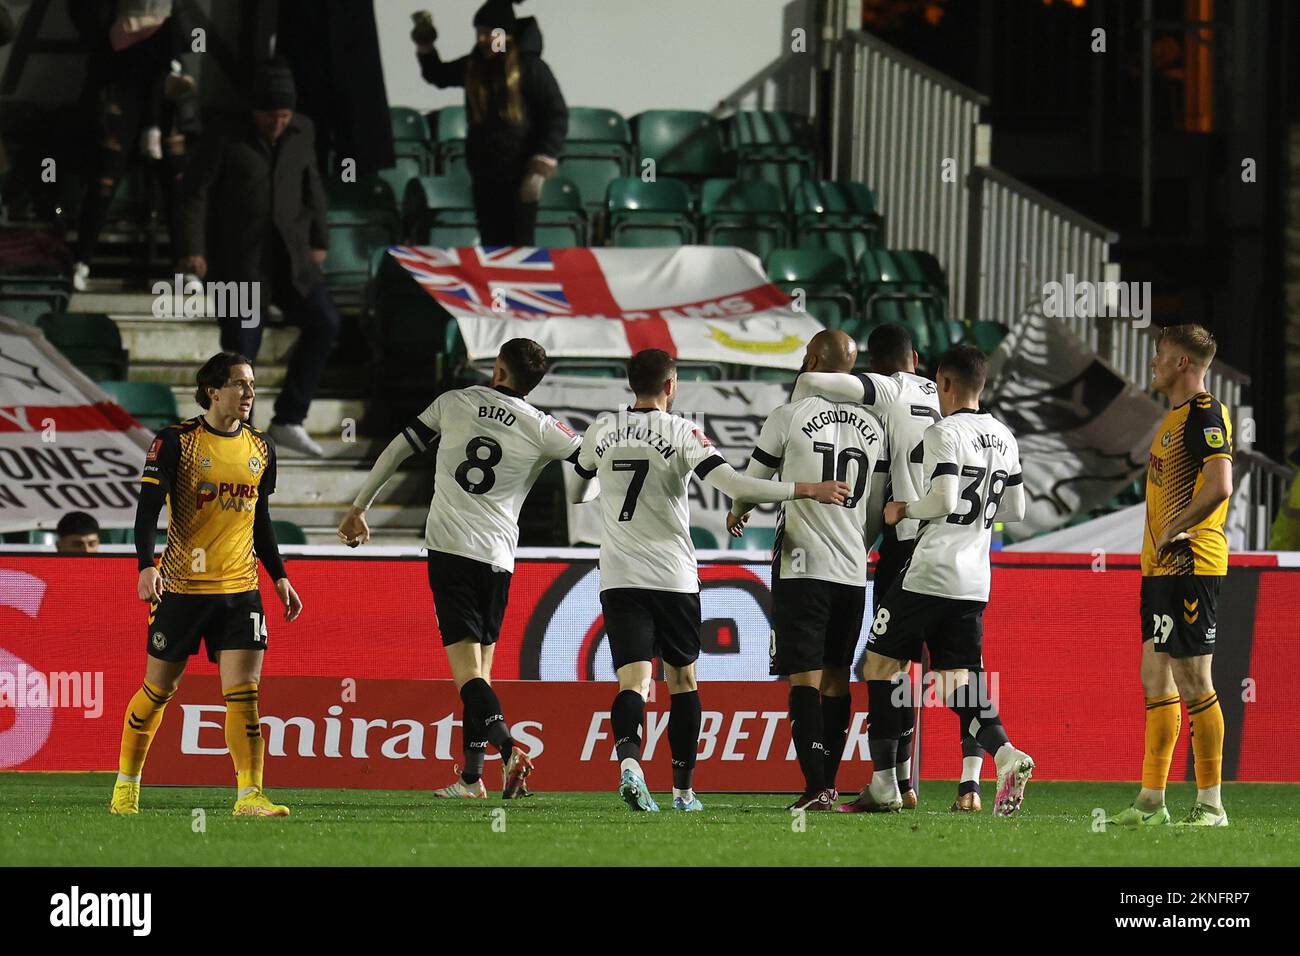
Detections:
[195, 352, 253, 409]
[498, 338, 548, 394]
[56, 511, 99, 538]
[936, 344, 988, 393]
[627, 349, 677, 397]
[867, 323, 914, 370]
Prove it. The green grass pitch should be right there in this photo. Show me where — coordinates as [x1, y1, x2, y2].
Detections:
[3, 774, 1298, 866]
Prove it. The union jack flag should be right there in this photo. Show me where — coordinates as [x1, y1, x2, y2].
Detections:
[388, 246, 570, 317]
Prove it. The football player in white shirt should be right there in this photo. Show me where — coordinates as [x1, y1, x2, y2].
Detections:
[339, 339, 582, 801]
[573, 349, 849, 812]
[848, 345, 1036, 816]
[727, 330, 889, 812]
[792, 323, 987, 811]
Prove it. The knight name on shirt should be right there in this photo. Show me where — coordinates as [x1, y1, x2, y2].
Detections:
[478, 405, 517, 427]
[968, 431, 1009, 455]
[800, 408, 878, 440]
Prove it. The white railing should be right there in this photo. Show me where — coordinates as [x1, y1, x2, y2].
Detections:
[830, 31, 987, 319]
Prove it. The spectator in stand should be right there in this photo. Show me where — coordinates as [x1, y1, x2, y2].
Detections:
[175, 58, 339, 458]
[72, 0, 200, 292]
[413, 0, 567, 245]
[56, 511, 101, 553]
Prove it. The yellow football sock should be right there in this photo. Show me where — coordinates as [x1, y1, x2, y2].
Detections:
[118, 680, 173, 779]
[1140, 693, 1181, 792]
[223, 682, 264, 794]
[1187, 691, 1224, 791]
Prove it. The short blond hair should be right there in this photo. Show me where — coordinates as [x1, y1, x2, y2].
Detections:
[1158, 324, 1217, 367]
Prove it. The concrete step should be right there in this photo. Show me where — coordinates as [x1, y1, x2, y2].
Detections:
[159, 388, 367, 437]
[270, 503, 428, 541]
[115, 314, 299, 364]
[270, 460, 429, 506]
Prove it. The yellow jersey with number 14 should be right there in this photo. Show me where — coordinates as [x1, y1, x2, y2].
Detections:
[1141, 392, 1232, 577]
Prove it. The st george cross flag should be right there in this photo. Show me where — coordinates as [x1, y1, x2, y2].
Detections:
[0, 317, 153, 532]
[387, 245, 824, 369]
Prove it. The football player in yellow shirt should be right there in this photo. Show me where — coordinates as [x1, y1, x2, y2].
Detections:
[1109, 325, 1233, 828]
[110, 352, 303, 817]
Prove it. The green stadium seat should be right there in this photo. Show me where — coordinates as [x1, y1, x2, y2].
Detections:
[792, 180, 884, 265]
[433, 106, 469, 178]
[374, 157, 424, 221]
[731, 111, 817, 196]
[323, 178, 401, 306]
[100, 528, 136, 544]
[0, 275, 71, 324]
[632, 110, 731, 189]
[535, 176, 588, 248]
[764, 247, 856, 329]
[271, 520, 309, 545]
[390, 106, 430, 144]
[560, 107, 633, 215]
[691, 526, 720, 550]
[403, 176, 480, 247]
[548, 360, 625, 378]
[36, 312, 128, 380]
[675, 363, 725, 381]
[749, 367, 797, 384]
[605, 177, 695, 247]
[97, 380, 180, 431]
[699, 178, 788, 259]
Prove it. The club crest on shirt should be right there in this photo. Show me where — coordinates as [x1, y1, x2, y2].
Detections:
[1160, 431, 1172, 448]
[151, 631, 167, 650]
[248, 456, 262, 475]
[1203, 427, 1225, 449]
[199, 456, 212, 470]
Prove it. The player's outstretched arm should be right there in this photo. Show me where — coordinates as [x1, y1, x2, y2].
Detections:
[339, 433, 417, 546]
[706, 460, 849, 506]
[790, 371, 869, 405]
[728, 407, 788, 532]
[569, 426, 601, 503]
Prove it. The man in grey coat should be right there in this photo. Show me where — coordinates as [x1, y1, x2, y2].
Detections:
[175, 58, 339, 457]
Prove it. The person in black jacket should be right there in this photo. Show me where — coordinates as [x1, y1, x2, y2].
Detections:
[175, 59, 340, 457]
[413, 0, 567, 245]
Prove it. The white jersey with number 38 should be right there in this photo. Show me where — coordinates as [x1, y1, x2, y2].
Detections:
[903, 409, 1022, 603]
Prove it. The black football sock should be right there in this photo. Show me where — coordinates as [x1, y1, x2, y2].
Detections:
[461, 709, 488, 785]
[789, 685, 826, 793]
[611, 689, 645, 764]
[947, 680, 1009, 761]
[896, 699, 916, 793]
[959, 731, 984, 795]
[821, 693, 851, 791]
[867, 679, 900, 774]
[459, 677, 513, 762]
[668, 689, 701, 791]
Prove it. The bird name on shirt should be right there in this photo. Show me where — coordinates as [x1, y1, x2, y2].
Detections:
[478, 405, 517, 427]
[800, 408, 879, 441]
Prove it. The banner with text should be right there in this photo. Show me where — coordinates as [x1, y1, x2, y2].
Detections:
[3, 551, 1295, 786]
[0, 318, 152, 532]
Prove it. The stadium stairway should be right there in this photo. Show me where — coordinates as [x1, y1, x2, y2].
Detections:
[68, 282, 432, 545]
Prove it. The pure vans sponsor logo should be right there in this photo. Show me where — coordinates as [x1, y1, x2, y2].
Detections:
[49, 886, 151, 936]
[195, 480, 258, 511]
